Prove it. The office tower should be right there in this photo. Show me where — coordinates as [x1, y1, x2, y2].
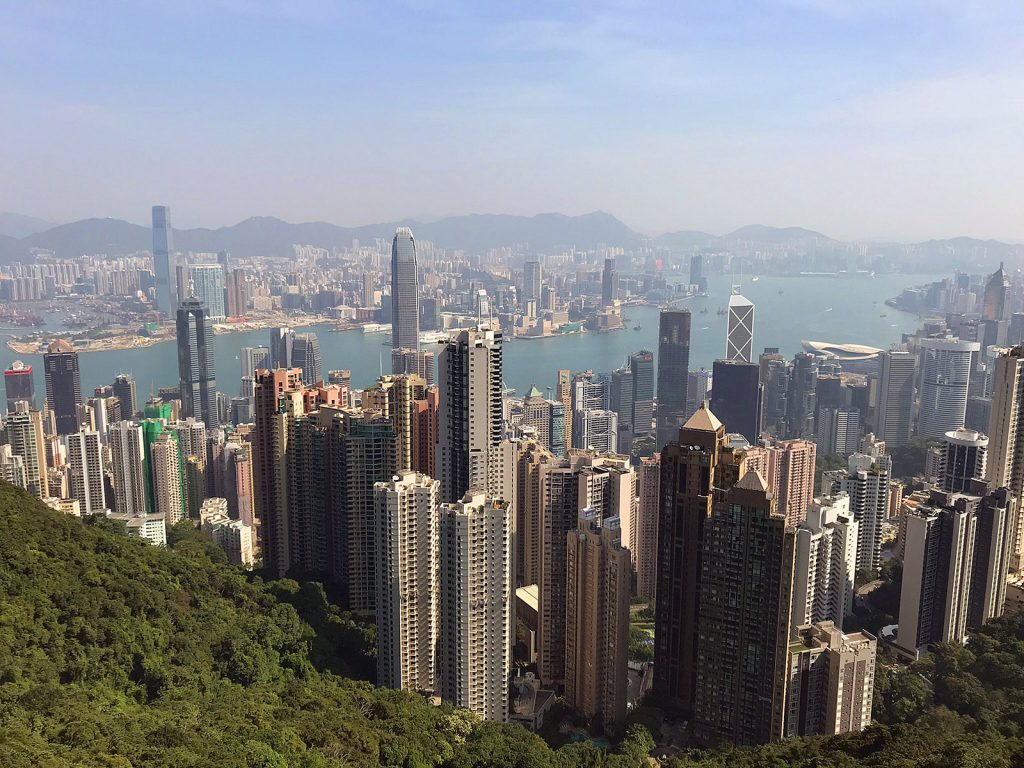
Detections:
[252, 368, 306, 573]
[6, 406, 48, 498]
[361, 271, 375, 307]
[941, 428, 988, 493]
[830, 453, 892, 573]
[693, 469, 794, 746]
[225, 268, 248, 317]
[392, 347, 436, 385]
[557, 369, 573, 454]
[565, 510, 631, 735]
[572, 370, 610, 413]
[437, 326, 503, 503]
[816, 407, 860, 456]
[759, 350, 790, 437]
[609, 365, 634, 446]
[391, 227, 420, 352]
[523, 260, 543, 302]
[152, 205, 176, 313]
[1009, 313, 1024, 346]
[654, 405, 745, 710]
[787, 353, 818, 439]
[109, 421, 148, 515]
[240, 346, 270, 394]
[188, 264, 226, 321]
[689, 253, 708, 293]
[112, 374, 137, 418]
[629, 349, 655, 438]
[574, 408, 618, 454]
[792, 494, 858, 630]
[67, 430, 106, 515]
[292, 333, 322, 386]
[374, 471, 439, 693]
[984, 346, 1024, 560]
[726, 293, 755, 362]
[4, 360, 34, 411]
[601, 256, 617, 306]
[785, 622, 876, 737]
[684, 367, 713, 419]
[634, 455, 660, 601]
[176, 297, 219, 430]
[44, 339, 81, 436]
[710, 359, 762, 443]
[983, 262, 1009, 322]
[875, 350, 915, 447]
[897, 492, 978, 656]
[917, 338, 980, 441]
[656, 309, 691, 450]
[437, 492, 513, 722]
[270, 327, 293, 369]
[151, 432, 185, 525]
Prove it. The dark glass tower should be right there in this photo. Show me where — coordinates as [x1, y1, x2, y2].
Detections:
[293, 333, 322, 386]
[601, 256, 617, 306]
[391, 227, 420, 353]
[176, 297, 219, 429]
[629, 349, 655, 437]
[656, 309, 691, 450]
[112, 373, 137, 418]
[4, 360, 35, 411]
[709, 359, 763, 443]
[43, 339, 81, 435]
[152, 205, 176, 314]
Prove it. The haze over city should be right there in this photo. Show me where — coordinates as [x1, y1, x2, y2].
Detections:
[3, 1, 1024, 240]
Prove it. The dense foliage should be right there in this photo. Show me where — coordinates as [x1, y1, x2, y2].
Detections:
[2, 483, 1024, 767]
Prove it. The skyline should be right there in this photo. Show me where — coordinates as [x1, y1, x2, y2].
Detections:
[3, 2, 1023, 241]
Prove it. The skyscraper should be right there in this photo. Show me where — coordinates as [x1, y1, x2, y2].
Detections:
[726, 293, 755, 362]
[188, 264, 226, 321]
[374, 471, 439, 693]
[151, 432, 185, 525]
[391, 227, 420, 352]
[6, 405, 48, 498]
[876, 351, 915, 447]
[112, 373, 137, 418]
[565, 510, 631, 735]
[655, 309, 691, 450]
[601, 256, 617, 306]
[791, 494, 858, 631]
[693, 469, 794, 746]
[523, 260, 543, 302]
[557, 369, 573, 453]
[745, 437, 817, 527]
[109, 421, 148, 515]
[67, 430, 106, 515]
[986, 346, 1024, 568]
[437, 326, 503, 503]
[270, 327, 294, 369]
[787, 352, 818, 439]
[710, 359, 762, 443]
[654, 404, 745, 711]
[437, 492, 513, 722]
[629, 349, 655, 438]
[830, 453, 892, 573]
[152, 205, 176, 314]
[634, 455, 660, 600]
[4, 360, 34, 411]
[44, 339, 81, 436]
[176, 297, 219, 430]
[292, 333, 322, 386]
[941, 428, 988, 493]
[983, 262, 1009, 322]
[917, 338, 980, 441]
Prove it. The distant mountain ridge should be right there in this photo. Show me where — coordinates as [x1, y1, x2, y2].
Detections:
[0, 212, 56, 239]
[0, 211, 1021, 266]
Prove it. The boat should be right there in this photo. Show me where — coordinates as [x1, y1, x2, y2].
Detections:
[632, 325, 641, 331]
[700, 326, 709, 331]
[716, 308, 727, 316]
[751, 276, 760, 282]
[880, 313, 887, 318]
[824, 307, 833, 312]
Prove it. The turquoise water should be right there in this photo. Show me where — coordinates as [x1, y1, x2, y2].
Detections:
[0, 273, 938, 403]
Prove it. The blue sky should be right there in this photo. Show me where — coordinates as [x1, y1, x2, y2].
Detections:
[2, 1, 1023, 240]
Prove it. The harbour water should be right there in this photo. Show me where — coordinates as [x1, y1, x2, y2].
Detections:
[0, 273, 940, 405]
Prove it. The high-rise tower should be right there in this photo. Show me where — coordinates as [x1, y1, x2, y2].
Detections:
[391, 227, 420, 352]
[875, 350, 916, 447]
[152, 205, 176, 314]
[655, 309, 691, 450]
[917, 338, 979, 441]
[4, 360, 34, 411]
[176, 297, 219, 430]
[43, 339, 81, 436]
[726, 293, 755, 362]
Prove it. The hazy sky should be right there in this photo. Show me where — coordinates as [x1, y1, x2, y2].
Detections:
[2, 1, 1023, 240]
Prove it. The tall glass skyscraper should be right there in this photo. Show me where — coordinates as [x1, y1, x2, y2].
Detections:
[176, 297, 219, 429]
[152, 205, 176, 314]
[44, 339, 82, 436]
[293, 333, 322, 386]
[391, 227, 420, 353]
[656, 309, 691, 450]
[188, 264, 226, 320]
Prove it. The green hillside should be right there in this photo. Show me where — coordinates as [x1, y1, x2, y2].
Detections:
[1, 482, 1023, 767]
